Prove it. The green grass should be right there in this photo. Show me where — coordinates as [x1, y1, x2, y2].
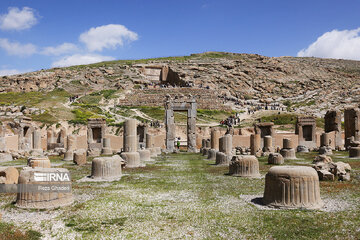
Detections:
[0, 222, 42, 240]
[69, 109, 102, 125]
[260, 113, 298, 125]
[0, 88, 70, 107]
[31, 111, 58, 125]
[0, 151, 359, 239]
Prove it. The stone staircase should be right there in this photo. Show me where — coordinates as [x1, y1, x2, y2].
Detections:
[117, 88, 231, 111]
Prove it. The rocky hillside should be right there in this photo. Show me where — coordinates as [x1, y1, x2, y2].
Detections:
[1, 52, 359, 117]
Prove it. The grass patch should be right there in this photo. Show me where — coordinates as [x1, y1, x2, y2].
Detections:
[31, 111, 58, 125]
[260, 113, 298, 125]
[0, 222, 42, 240]
[0, 88, 70, 107]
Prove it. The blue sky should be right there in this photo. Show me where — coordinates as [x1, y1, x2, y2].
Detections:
[0, 0, 360, 75]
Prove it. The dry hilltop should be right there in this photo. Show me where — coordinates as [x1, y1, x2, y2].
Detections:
[0, 52, 359, 124]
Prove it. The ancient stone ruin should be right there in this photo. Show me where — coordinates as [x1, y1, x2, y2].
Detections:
[312, 155, 351, 181]
[90, 155, 124, 180]
[87, 118, 106, 156]
[295, 116, 317, 149]
[250, 133, 261, 156]
[215, 134, 232, 165]
[74, 149, 87, 166]
[63, 134, 76, 161]
[102, 138, 113, 155]
[263, 166, 323, 209]
[280, 138, 296, 159]
[207, 128, 220, 161]
[324, 110, 342, 149]
[16, 167, 73, 209]
[229, 155, 260, 177]
[146, 133, 160, 157]
[319, 133, 332, 155]
[348, 140, 360, 158]
[267, 153, 284, 165]
[254, 122, 275, 150]
[165, 95, 197, 152]
[120, 119, 141, 168]
[28, 156, 51, 168]
[0, 167, 19, 184]
[263, 135, 274, 153]
[344, 107, 360, 148]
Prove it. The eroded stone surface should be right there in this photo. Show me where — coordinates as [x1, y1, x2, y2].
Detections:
[16, 167, 73, 209]
[229, 155, 260, 178]
[263, 166, 323, 209]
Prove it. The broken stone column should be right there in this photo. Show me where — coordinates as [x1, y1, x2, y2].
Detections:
[280, 138, 296, 159]
[215, 134, 232, 165]
[138, 149, 151, 165]
[74, 149, 87, 166]
[263, 136, 274, 153]
[186, 98, 197, 153]
[319, 133, 332, 155]
[102, 138, 113, 155]
[250, 133, 261, 156]
[349, 141, 360, 158]
[27, 156, 51, 168]
[146, 133, 158, 157]
[229, 155, 261, 177]
[208, 128, 220, 161]
[268, 153, 284, 165]
[263, 166, 323, 209]
[121, 119, 141, 168]
[91, 155, 124, 180]
[312, 155, 351, 181]
[63, 135, 76, 161]
[344, 107, 360, 148]
[211, 129, 220, 150]
[324, 110, 343, 149]
[16, 167, 73, 209]
[202, 139, 211, 156]
[31, 130, 43, 156]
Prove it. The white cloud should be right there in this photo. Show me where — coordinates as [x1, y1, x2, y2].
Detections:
[0, 7, 38, 31]
[42, 43, 79, 56]
[0, 38, 37, 57]
[0, 69, 20, 76]
[298, 28, 360, 60]
[79, 24, 138, 52]
[51, 54, 115, 67]
[0, 68, 31, 76]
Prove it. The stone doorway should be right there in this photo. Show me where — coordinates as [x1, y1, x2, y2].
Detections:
[165, 95, 197, 152]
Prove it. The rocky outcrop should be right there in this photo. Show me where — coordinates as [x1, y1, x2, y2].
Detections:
[0, 52, 359, 115]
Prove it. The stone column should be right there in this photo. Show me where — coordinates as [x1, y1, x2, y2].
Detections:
[121, 119, 141, 168]
[280, 138, 296, 159]
[146, 133, 154, 149]
[102, 138, 112, 155]
[165, 108, 175, 152]
[187, 100, 197, 152]
[250, 133, 261, 155]
[211, 129, 220, 150]
[320, 133, 330, 147]
[31, 130, 43, 156]
[63, 135, 76, 161]
[220, 134, 232, 155]
[263, 135, 273, 152]
[123, 119, 138, 152]
[33, 130, 42, 150]
[319, 133, 332, 155]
